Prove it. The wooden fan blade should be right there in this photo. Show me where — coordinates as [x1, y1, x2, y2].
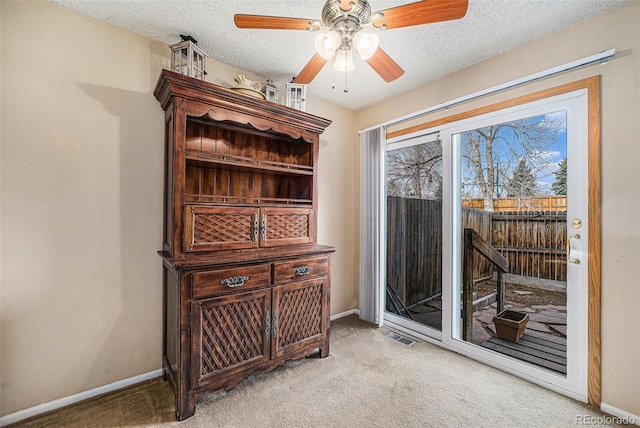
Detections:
[366, 48, 405, 82]
[234, 14, 312, 30]
[293, 53, 328, 84]
[375, 0, 468, 30]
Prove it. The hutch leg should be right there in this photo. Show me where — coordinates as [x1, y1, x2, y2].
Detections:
[318, 338, 330, 358]
[175, 392, 196, 421]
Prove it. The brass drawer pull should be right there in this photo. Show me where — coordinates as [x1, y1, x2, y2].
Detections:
[293, 266, 312, 276]
[220, 275, 250, 288]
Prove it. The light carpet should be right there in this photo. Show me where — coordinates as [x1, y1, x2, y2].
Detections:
[12, 315, 616, 427]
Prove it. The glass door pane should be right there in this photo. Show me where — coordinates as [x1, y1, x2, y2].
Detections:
[456, 110, 570, 375]
[385, 135, 443, 332]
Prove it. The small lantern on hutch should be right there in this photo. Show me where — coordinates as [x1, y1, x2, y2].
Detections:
[285, 83, 307, 111]
[170, 34, 208, 80]
[261, 80, 279, 103]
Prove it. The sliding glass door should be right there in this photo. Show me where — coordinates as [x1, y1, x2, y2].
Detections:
[442, 90, 589, 401]
[382, 89, 589, 401]
[384, 133, 443, 338]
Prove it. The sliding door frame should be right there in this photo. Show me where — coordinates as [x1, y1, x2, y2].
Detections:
[385, 76, 602, 406]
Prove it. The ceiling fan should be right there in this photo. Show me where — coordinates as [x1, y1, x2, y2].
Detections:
[234, 0, 469, 86]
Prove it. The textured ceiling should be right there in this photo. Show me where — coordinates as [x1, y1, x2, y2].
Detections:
[52, 0, 629, 111]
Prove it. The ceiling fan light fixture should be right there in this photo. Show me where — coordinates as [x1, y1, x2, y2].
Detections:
[352, 30, 379, 60]
[315, 31, 340, 60]
[334, 48, 355, 72]
[235, 0, 470, 85]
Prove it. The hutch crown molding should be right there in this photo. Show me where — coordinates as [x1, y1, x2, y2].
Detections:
[154, 70, 335, 420]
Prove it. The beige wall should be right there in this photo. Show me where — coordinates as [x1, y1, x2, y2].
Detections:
[0, 1, 358, 416]
[357, 1, 640, 417]
[308, 98, 360, 315]
[1, 0, 637, 420]
[0, 1, 165, 416]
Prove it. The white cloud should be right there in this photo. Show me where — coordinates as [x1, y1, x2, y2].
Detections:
[541, 110, 567, 129]
[528, 149, 561, 161]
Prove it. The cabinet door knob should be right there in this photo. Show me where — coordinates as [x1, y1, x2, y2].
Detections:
[260, 214, 267, 242]
[272, 310, 278, 339]
[253, 214, 259, 242]
[220, 276, 250, 288]
[265, 310, 270, 340]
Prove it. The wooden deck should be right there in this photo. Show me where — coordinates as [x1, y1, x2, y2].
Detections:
[481, 329, 567, 374]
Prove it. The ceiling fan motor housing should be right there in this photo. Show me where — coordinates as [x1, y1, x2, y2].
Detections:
[322, 0, 373, 47]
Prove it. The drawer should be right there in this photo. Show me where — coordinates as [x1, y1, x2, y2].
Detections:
[274, 256, 328, 284]
[192, 264, 270, 299]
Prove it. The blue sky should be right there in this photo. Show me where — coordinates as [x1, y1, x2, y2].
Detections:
[536, 110, 567, 194]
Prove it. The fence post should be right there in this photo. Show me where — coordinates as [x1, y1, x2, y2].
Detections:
[463, 229, 474, 342]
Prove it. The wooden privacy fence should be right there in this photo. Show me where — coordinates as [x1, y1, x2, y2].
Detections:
[491, 211, 567, 282]
[462, 195, 567, 212]
[387, 196, 442, 307]
[387, 196, 567, 307]
[461, 206, 494, 280]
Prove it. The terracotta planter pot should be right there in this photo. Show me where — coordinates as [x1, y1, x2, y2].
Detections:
[493, 310, 529, 341]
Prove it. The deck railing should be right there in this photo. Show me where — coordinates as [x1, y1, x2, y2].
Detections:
[463, 228, 509, 342]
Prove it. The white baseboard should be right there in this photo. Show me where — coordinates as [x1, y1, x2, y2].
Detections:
[0, 369, 163, 427]
[1, 312, 360, 426]
[600, 403, 640, 426]
[330, 308, 359, 321]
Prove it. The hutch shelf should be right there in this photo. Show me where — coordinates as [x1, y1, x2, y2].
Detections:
[154, 70, 335, 420]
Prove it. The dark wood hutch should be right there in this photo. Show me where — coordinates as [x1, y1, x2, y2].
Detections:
[154, 70, 335, 420]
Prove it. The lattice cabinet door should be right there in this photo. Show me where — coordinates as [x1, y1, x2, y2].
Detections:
[271, 278, 327, 359]
[191, 288, 270, 389]
[184, 205, 260, 252]
[260, 207, 313, 248]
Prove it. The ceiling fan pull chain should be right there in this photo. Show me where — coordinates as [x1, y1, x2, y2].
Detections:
[332, 67, 336, 90]
[344, 50, 349, 93]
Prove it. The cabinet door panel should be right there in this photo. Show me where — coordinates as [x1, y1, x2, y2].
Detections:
[184, 205, 259, 252]
[271, 278, 326, 359]
[191, 289, 270, 388]
[261, 207, 313, 247]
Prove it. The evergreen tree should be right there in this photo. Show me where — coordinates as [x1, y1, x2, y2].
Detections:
[552, 157, 567, 195]
[507, 159, 537, 199]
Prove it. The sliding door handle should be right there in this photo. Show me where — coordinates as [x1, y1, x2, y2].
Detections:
[567, 233, 581, 265]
